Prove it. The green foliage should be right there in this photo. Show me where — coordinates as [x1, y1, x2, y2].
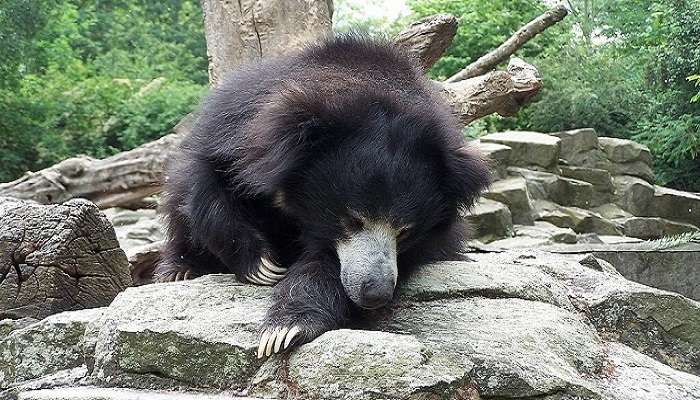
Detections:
[0, 0, 207, 182]
[690, 75, 700, 103]
[408, 0, 565, 79]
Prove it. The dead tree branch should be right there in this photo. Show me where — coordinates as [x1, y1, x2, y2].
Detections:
[394, 14, 458, 71]
[446, 3, 568, 83]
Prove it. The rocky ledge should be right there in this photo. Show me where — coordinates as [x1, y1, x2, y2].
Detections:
[2, 251, 699, 400]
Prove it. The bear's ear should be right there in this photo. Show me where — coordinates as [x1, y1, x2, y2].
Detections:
[232, 85, 329, 195]
[444, 145, 492, 208]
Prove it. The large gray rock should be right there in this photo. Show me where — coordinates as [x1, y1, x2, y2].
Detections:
[613, 175, 654, 216]
[490, 222, 578, 249]
[481, 131, 561, 170]
[599, 137, 653, 165]
[592, 203, 633, 220]
[622, 217, 699, 239]
[0, 198, 131, 320]
[551, 128, 599, 163]
[650, 185, 700, 226]
[464, 198, 514, 242]
[5, 252, 700, 399]
[15, 388, 252, 400]
[482, 177, 534, 225]
[0, 309, 103, 389]
[104, 208, 164, 256]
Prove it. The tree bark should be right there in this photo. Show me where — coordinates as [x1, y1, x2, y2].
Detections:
[446, 3, 568, 83]
[393, 14, 458, 71]
[201, 0, 333, 85]
[0, 197, 131, 319]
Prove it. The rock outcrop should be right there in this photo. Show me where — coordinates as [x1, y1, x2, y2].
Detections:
[2, 251, 699, 399]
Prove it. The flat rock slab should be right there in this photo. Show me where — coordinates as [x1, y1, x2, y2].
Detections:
[651, 185, 700, 227]
[481, 131, 561, 170]
[482, 177, 534, 225]
[0, 198, 131, 320]
[599, 137, 653, 165]
[622, 217, 698, 239]
[551, 128, 599, 162]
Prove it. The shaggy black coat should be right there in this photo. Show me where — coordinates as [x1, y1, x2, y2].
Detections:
[154, 34, 491, 350]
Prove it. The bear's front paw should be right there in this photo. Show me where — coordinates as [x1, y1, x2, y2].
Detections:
[257, 325, 302, 358]
[245, 256, 287, 286]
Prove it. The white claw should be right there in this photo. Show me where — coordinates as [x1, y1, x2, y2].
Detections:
[284, 326, 301, 349]
[258, 330, 271, 359]
[261, 257, 287, 274]
[274, 326, 289, 353]
[253, 272, 277, 285]
[258, 264, 286, 280]
[246, 274, 264, 285]
[266, 327, 279, 357]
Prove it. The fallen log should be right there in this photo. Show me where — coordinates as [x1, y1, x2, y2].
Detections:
[394, 14, 458, 71]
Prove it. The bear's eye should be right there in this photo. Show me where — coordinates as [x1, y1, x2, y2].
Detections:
[397, 223, 414, 242]
[343, 210, 365, 232]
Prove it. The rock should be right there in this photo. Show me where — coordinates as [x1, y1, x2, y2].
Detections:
[105, 208, 164, 255]
[606, 160, 656, 183]
[560, 166, 614, 206]
[464, 198, 514, 242]
[613, 175, 654, 216]
[482, 177, 534, 225]
[0, 318, 38, 338]
[508, 168, 595, 208]
[0, 309, 103, 389]
[650, 186, 700, 227]
[126, 241, 162, 286]
[600, 343, 700, 400]
[567, 148, 609, 169]
[592, 203, 633, 220]
[88, 275, 269, 390]
[473, 140, 512, 179]
[533, 201, 622, 236]
[481, 131, 561, 170]
[599, 137, 653, 165]
[4, 251, 700, 399]
[577, 254, 621, 275]
[491, 222, 577, 249]
[622, 217, 699, 239]
[550, 128, 599, 163]
[0, 198, 131, 320]
[14, 387, 252, 400]
[591, 244, 700, 302]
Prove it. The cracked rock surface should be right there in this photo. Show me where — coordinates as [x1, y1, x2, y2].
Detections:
[2, 251, 699, 399]
[0, 197, 131, 320]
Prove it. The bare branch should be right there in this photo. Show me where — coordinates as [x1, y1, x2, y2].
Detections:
[393, 14, 458, 71]
[445, 3, 568, 83]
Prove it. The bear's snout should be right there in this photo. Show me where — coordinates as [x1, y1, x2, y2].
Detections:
[337, 221, 398, 309]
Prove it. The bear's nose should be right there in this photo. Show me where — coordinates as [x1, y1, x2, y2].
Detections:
[359, 279, 393, 310]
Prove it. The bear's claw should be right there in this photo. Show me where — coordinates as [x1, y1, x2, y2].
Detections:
[246, 256, 287, 286]
[257, 325, 301, 358]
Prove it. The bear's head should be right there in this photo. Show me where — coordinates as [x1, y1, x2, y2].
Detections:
[232, 86, 491, 309]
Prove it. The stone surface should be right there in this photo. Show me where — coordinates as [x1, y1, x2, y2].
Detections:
[622, 217, 699, 239]
[599, 137, 653, 165]
[605, 160, 656, 183]
[0, 309, 103, 389]
[0, 198, 131, 320]
[613, 175, 655, 216]
[104, 208, 164, 255]
[481, 131, 561, 170]
[592, 203, 633, 220]
[508, 167, 595, 208]
[2, 252, 700, 399]
[559, 166, 614, 206]
[464, 198, 513, 242]
[551, 128, 599, 163]
[15, 387, 252, 400]
[0, 318, 37, 338]
[491, 222, 578, 249]
[533, 201, 622, 236]
[651, 185, 700, 227]
[482, 177, 534, 225]
[473, 140, 512, 179]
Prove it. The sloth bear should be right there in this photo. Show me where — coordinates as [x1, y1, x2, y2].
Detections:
[154, 35, 490, 358]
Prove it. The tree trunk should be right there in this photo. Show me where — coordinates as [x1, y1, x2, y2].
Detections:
[201, 0, 333, 85]
[393, 14, 458, 71]
[0, 197, 131, 319]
